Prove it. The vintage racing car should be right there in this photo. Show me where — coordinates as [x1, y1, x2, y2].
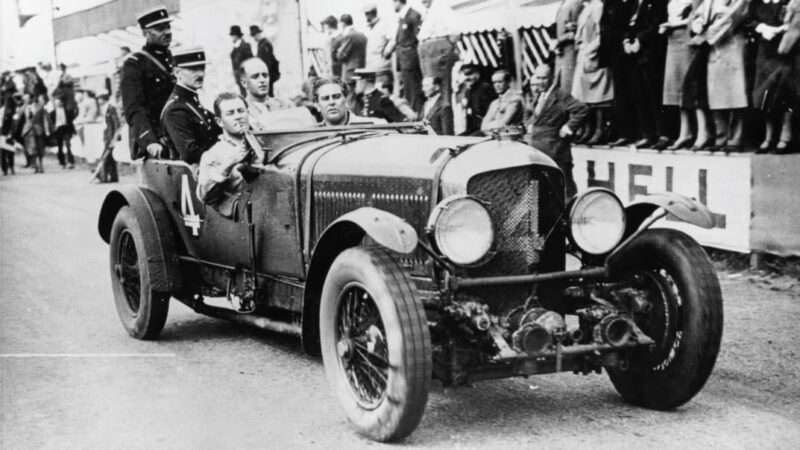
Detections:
[98, 123, 723, 442]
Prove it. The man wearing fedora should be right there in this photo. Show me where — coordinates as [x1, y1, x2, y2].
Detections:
[249, 25, 280, 97]
[161, 47, 221, 164]
[230, 25, 253, 96]
[120, 6, 175, 159]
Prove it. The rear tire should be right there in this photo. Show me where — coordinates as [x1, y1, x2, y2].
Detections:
[607, 229, 723, 409]
[320, 247, 431, 442]
[109, 207, 170, 340]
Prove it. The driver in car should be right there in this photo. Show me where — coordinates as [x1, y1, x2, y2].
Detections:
[313, 77, 385, 126]
[197, 92, 264, 219]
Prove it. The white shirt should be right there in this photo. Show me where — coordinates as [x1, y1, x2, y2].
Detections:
[365, 17, 393, 71]
[418, 1, 454, 40]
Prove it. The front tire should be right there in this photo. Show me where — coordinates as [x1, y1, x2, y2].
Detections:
[320, 247, 431, 442]
[607, 229, 723, 409]
[109, 207, 170, 340]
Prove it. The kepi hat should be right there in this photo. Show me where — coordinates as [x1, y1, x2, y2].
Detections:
[173, 47, 208, 68]
[137, 6, 173, 29]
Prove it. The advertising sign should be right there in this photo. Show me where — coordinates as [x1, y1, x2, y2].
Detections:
[572, 147, 752, 253]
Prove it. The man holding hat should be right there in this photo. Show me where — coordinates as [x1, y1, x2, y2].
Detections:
[354, 68, 406, 123]
[161, 47, 221, 164]
[249, 25, 280, 97]
[120, 5, 175, 159]
[229, 25, 253, 96]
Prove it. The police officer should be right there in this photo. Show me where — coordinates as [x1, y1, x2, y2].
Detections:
[120, 6, 175, 159]
[353, 68, 406, 123]
[161, 47, 221, 164]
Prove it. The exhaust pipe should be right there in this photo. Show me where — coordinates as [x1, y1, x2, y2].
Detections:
[593, 315, 633, 348]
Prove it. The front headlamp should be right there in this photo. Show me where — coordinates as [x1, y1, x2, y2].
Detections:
[569, 188, 626, 255]
[427, 195, 494, 266]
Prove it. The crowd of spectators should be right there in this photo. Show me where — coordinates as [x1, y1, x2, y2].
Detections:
[1, 62, 120, 179]
[305, 0, 799, 154]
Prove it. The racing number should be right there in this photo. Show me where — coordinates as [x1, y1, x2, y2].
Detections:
[181, 174, 202, 236]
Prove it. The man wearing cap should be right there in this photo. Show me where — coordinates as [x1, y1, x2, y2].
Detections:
[230, 26, 254, 96]
[161, 47, 221, 164]
[249, 25, 280, 97]
[354, 68, 406, 123]
[120, 6, 175, 159]
[460, 64, 497, 135]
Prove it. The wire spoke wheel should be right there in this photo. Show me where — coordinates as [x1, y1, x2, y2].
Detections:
[320, 247, 431, 442]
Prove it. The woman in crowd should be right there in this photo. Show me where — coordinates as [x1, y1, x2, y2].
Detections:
[750, 0, 795, 153]
[554, 0, 585, 95]
[660, 0, 698, 149]
[572, 0, 613, 145]
[702, 0, 750, 152]
[779, 0, 800, 146]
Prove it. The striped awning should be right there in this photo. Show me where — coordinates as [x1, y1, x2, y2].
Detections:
[456, 30, 509, 69]
[520, 26, 555, 81]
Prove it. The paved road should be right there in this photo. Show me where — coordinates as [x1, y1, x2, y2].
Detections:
[1, 163, 799, 449]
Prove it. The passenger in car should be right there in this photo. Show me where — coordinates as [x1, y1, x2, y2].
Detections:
[196, 92, 264, 219]
[238, 57, 316, 130]
[313, 77, 386, 126]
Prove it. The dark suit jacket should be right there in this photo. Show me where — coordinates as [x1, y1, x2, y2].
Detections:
[395, 8, 422, 71]
[231, 41, 254, 80]
[624, 0, 667, 66]
[256, 37, 280, 82]
[330, 33, 344, 77]
[527, 88, 589, 165]
[424, 96, 454, 135]
[337, 29, 368, 82]
[463, 81, 497, 135]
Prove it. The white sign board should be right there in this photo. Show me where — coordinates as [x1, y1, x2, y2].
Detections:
[572, 147, 751, 253]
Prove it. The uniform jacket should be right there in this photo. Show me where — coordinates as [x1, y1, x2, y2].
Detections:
[462, 81, 498, 135]
[230, 40, 254, 80]
[423, 95, 454, 135]
[395, 7, 423, 71]
[120, 44, 175, 159]
[256, 37, 281, 82]
[161, 84, 221, 164]
[526, 87, 589, 164]
[337, 28, 368, 82]
[362, 89, 406, 123]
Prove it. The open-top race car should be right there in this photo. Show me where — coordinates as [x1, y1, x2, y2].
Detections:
[98, 123, 723, 442]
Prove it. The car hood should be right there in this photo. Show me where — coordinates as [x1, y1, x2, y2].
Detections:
[303, 134, 558, 191]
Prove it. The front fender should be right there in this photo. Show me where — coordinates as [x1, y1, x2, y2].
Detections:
[300, 207, 418, 355]
[624, 192, 715, 236]
[97, 185, 182, 293]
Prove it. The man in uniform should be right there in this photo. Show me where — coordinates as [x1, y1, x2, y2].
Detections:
[120, 6, 175, 159]
[161, 47, 221, 164]
[353, 68, 406, 123]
